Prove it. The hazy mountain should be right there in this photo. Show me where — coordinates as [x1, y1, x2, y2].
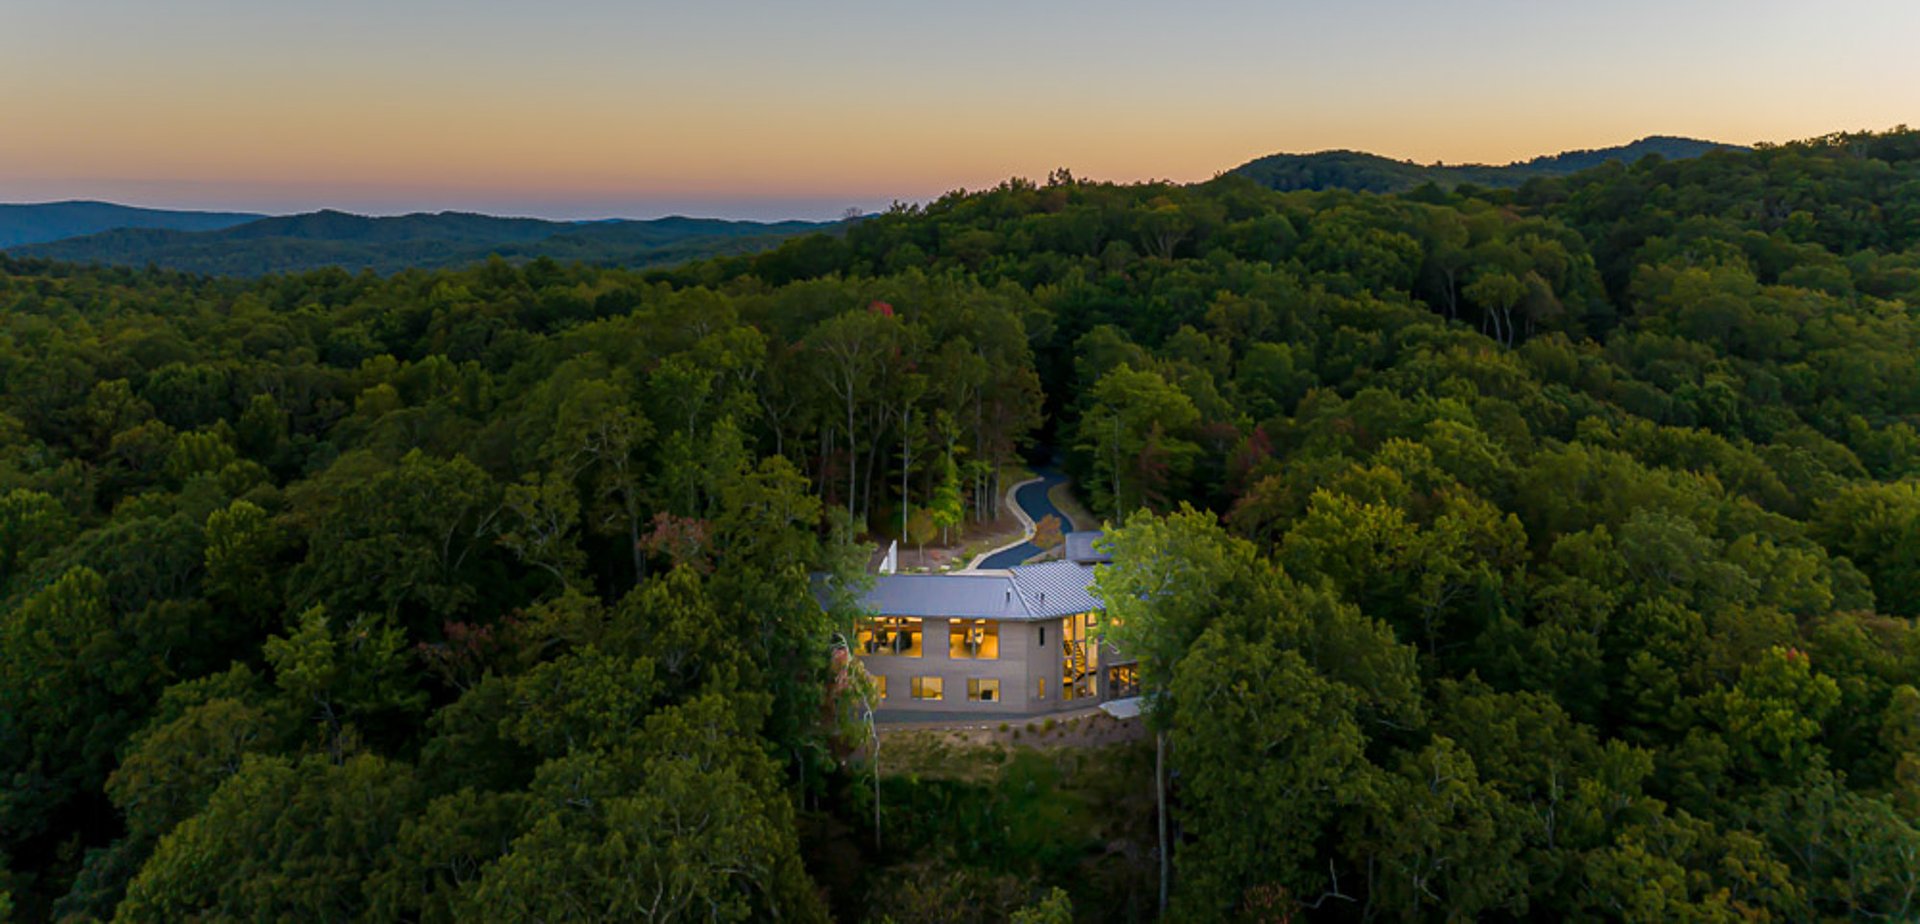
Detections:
[1230, 136, 1741, 194]
[0, 200, 265, 248]
[8, 209, 837, 276]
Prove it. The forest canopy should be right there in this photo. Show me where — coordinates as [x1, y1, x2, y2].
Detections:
[5, 128, 1920, 921]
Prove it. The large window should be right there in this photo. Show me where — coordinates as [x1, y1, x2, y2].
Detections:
[911, 677, 944, 700]
[857, 617, 923, 657]
[949, 619, 999, 659]
[1107, 663, 1140, 699]
[967, 678, 1001, 702]
[1062, 612, 1100, 701]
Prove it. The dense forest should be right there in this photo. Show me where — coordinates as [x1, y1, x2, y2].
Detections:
[1228, 135, 1737, 195]
[5, 129, 1920, 921]
[5, 210, 835, 277]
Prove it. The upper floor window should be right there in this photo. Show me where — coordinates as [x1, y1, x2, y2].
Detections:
[949, 619, 999, 659]
[857, 617, 923, 657]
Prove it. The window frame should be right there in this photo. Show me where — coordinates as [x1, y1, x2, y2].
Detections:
[948, 618, 999, 660]
[856, 617, 924, 657]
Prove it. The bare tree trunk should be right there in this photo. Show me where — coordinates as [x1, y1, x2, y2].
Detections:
[845, 385, 858, 525]
[900, 403, 911, 546]
[864, 429, 885, 529]
[1158, 728, 1170, 917]
[868, 705, 882, 852]
[821, 423, 833, 508]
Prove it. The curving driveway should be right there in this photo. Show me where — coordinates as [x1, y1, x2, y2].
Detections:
[976, 467, 1076, 569]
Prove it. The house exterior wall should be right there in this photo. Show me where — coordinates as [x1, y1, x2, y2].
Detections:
[857, 614, 1136, 717]
[858, 616, 1067, 715]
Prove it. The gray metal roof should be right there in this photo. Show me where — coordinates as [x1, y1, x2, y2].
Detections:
[1064, 530, 1110, 564]
[820, 559, 1104, 622]
[858, 572, 1033, 619]
[1011, 559, 1104, 618]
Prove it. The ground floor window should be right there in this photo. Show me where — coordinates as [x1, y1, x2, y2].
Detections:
[967, 678, 1000, 702]
[1035, 677, 1046, 700]
[874, 674, 888, 700]
[857, 617, 923, 657]
[949, 618, 999, 659]
[911, 676, 943, 700]
[1108, 663, 1140, 699]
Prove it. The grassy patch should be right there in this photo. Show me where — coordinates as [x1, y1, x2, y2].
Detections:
[1048, 479, 1099, 534]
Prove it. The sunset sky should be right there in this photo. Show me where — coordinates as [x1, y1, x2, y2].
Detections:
[4, 0, 1917, 220]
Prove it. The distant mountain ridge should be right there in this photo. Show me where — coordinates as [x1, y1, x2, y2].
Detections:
[1230, 136, 1742, 194]
[4, 136, 1734, 274]
[6, 209, 837, 276]
[0, 200, 264, 249]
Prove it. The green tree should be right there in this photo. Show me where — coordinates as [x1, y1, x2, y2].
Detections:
[931, 452, 965, 545]
[262, 606, 427, 756]
[465, 695, 827, 923]
[497, 470, 586, 591]
[202, 499, 290, 625]
[1814, 480, 1920, 616]
[0, 488, 66, 590]
[1465, 269, 1527, 346]
[1076, 364, 1201, 516]
[0, 567, 145, 856]
[117, 753, 421, 922]
[1094, 505, 1260, 915]
[906, 506, 937, 559]
[1010, 886, 1073, 924]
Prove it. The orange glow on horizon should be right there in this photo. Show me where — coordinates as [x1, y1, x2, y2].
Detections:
[3, 1, 1917, 218]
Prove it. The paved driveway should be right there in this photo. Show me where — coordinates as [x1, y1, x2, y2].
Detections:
[977, 468, 1074, 569]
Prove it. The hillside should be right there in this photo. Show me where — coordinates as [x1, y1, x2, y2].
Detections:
[0, 201, 264, 249]
[1231, 135, 1739, 193]
[7, 209, 837, 275]
[7, 130, 1920, 920]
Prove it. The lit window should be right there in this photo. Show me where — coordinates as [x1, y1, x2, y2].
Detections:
[1062, 612, 1099, 701]
[856, 618, 923, 657]
[911, 676, 944, 700]
[968, 678, 1001, 702]
[949, 619, 999, 659]
[875, 674, 888, 700]
[1036, 677, 1046, 700]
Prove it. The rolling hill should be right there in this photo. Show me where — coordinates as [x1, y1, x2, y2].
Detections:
[7, 209, 837, 276]
[0, 200, 265, 249]
[1230, 135, 1741, 193]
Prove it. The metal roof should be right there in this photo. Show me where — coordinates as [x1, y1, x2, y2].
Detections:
[821, 559, 1105, 622]
[857, 572, 1033, 619]
[1063, 530, 1110, 564]
[1011, 559, 1104, 618]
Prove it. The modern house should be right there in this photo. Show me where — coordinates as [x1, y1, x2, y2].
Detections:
[833, 532, 1138, 716]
